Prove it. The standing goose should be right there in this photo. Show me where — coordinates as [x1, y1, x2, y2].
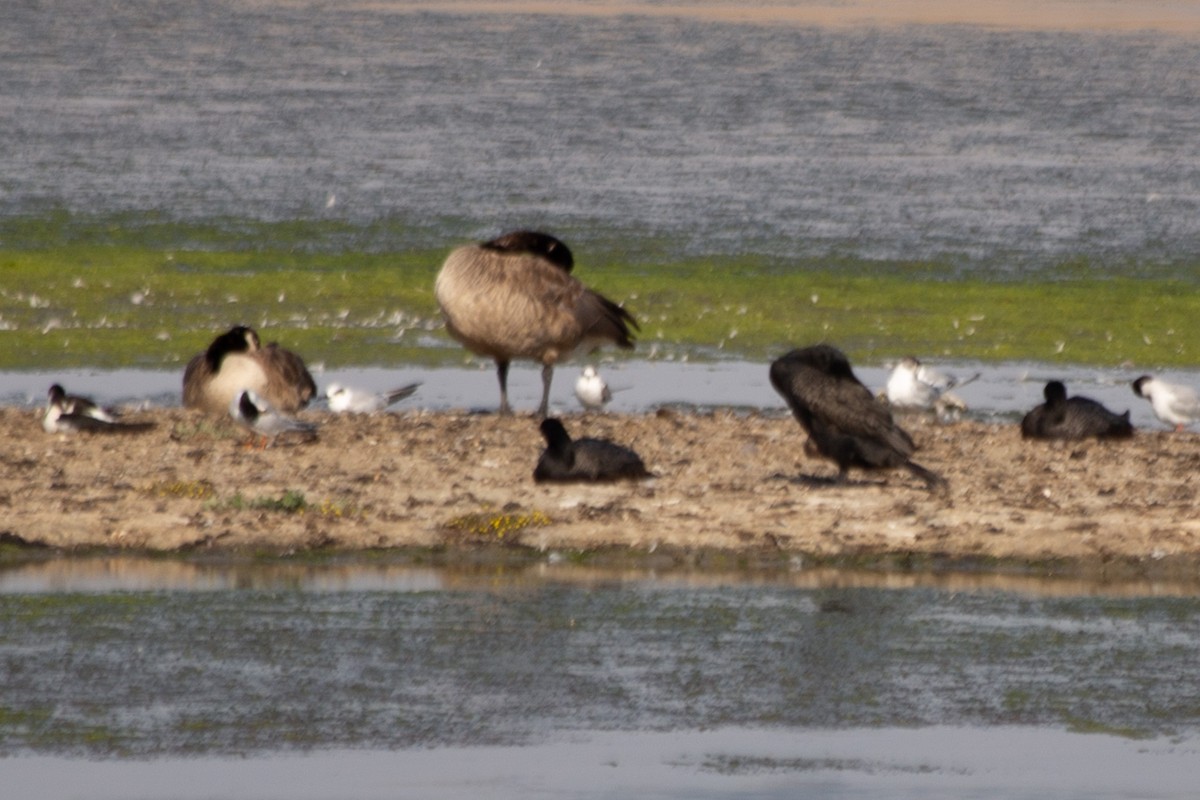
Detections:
[1021, 380, 1133, 440]
[183, 325, 317, 415]
[769, 345, 946, 490]
[435, 230, 638, 416]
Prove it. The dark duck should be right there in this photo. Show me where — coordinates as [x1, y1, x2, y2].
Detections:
[533, 418, 650, 483]
[769, 344, 946, 490]
[1021, 380, 1133, 440]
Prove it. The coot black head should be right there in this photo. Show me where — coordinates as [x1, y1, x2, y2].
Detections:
[539, 417, 574, 458]
[534, 417, 649, 483]
[1022, 380, 1133, 440]
[1043, 380, 1068, 405]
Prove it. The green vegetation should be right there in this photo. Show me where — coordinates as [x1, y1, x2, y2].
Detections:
[1062, 715, 1153, 740]
[0, 241, 445, 369]
[2, 214, 1197, 370]
[214, 489, 309, 515]
[146, 479, 218, 501]
[444, 508, 553, 543]
[206, 489, 365, 519]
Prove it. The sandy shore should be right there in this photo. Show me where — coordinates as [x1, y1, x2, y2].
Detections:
[4, 406, 1199, 577]
[350, 1, 1200, 34]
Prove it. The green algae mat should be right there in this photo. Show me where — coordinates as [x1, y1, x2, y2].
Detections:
[1, 215, 1196, 371]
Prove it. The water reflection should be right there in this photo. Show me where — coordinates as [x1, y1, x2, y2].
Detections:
[2, 555, 1199, 598]
[2, 555, 1198, 800]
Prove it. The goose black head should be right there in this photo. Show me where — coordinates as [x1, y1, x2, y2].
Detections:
[205, 325, 261, 370]
[482, 230, 574, 273]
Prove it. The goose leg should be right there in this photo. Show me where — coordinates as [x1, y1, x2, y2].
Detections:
[496, 359, 512, 415]
[538, 364, 554, 418]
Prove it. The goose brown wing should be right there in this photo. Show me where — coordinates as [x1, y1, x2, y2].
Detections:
[181, 352, 211, 409]
[577, 288, 638, 349]
[258, 344, 317, 411]
[518, 258, 637, 351]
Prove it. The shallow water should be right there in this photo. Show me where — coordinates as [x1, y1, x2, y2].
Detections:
[7, 727, 1200, 800]
[4, 2, 1200, 275]
[3, 359, 1197, 428]
[1, 559, 1198, 796]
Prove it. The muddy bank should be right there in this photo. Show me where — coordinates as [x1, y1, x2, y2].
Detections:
[1, 406, 1197, 577]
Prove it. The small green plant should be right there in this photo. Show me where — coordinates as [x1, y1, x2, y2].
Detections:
[215, 489, 308, 514]
[313, 497, 367, 519]
[444, 508, 552, 543]
[145, 479, 216, 501]
[170, 419, 240, 442]
[208, 489, 365, 518]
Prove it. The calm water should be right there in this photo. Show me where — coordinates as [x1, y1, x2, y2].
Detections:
[1, 560, 1199, 797]
[4, 359, 1199, 427]
[4, 1, 1200, 275]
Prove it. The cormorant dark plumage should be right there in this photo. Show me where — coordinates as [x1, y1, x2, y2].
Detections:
[533, 417, 650, 483]
[435, 230, 638, 416]
[768, 345, 946, 490]
[1021, 380, 1133, 440]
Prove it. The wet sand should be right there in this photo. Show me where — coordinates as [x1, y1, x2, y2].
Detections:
[5, 406, 1199, 575]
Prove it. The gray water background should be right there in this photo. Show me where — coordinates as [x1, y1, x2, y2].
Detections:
[0, 359, 1191, 428]
[4, 1, 1200, 277]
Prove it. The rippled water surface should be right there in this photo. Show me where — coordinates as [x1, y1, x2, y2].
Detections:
[4, 1, 1200, 274]
[1, 559, 1199, 797]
